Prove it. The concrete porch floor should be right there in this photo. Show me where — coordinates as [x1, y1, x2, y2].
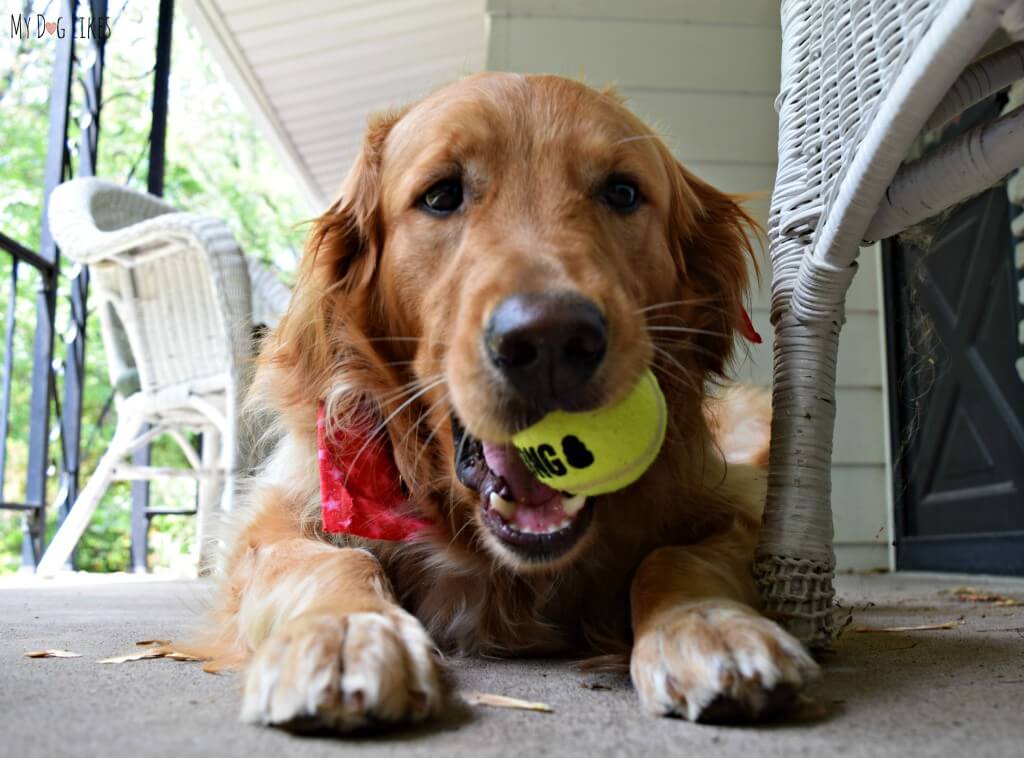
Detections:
[3, 571, 1023, 758]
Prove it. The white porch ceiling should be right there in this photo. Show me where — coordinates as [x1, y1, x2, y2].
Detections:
[182, 0, 487, 209]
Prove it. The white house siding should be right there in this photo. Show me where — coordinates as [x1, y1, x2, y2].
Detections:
[485, 0, 892, 570]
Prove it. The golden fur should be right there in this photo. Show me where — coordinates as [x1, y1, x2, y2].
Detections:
[198, 73, 817, 729]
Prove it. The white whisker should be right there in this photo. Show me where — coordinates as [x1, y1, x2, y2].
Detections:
[648, 325, 730, 338]
[342, 376, 446, 486]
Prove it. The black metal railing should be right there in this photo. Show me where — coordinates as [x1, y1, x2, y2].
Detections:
[129, 0, 175, 572]
[0, 0, 96, 567]
[0, 0, 172, 569]
[0, 234, 51, 549]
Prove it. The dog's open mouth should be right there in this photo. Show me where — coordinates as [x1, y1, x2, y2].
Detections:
[453, 418, 594, 562]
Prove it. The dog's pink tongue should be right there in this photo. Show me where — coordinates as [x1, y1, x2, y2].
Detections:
[482, 442, 560, 506]
[482, 442, 567, 532]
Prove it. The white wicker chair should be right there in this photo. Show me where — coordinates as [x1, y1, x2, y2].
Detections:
[246, 255, 292, 330]
[37, 178, 256, 576]
[759, 0, 1024, 647]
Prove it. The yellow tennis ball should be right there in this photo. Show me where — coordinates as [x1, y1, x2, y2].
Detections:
[511, 369, 667, 496]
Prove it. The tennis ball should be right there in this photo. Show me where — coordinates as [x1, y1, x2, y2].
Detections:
[512, 369, 667, 496]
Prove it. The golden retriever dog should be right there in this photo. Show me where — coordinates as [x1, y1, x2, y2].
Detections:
[199, 72, 818, 731]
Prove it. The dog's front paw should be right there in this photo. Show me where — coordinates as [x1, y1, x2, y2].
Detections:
[630, 601, 818, 723]
[241, 609, 443, 732]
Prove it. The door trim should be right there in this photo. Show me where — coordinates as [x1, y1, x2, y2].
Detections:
[897, 532, 1024, 574]
[882, 236, 1024, 575]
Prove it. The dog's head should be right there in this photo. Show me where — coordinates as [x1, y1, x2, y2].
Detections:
[268, 74, 756, 570]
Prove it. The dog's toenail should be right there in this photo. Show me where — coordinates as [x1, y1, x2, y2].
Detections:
[666, 675, 687, 704]
[346, 689, 365, 711]
[408, 690, 428, 716]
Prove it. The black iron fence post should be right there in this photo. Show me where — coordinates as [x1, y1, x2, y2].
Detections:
[23, 0, 78, 566]
[0, 261, 17, 500]
[148, 0, 173, 196]
[58, 0, 109, 567]
[131, 0, 174, 573]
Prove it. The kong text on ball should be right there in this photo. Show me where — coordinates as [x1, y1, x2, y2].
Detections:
[511, 369, 667, 496]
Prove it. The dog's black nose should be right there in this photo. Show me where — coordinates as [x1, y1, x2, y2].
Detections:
[485, 292, 607, 402]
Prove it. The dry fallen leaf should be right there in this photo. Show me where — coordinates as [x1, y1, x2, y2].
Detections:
[24, 649, 82, 659]
[580, 681, 612, 691]
[853, 619, 963, 633]
[100, 643, 205, 664]
[134, 639, 172, 647]
[98, 647, 168, 664]
[463, 692, 553, 713]
[164, 651, 202, 661]
[950, 587, 1023, 606]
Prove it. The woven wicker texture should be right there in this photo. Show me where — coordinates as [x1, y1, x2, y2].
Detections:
[760, 0, 1024, 647]
[246, 256, 292, 329]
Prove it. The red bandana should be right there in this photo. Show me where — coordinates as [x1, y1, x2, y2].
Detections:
[739, 305, 762, 344]
[317, 406, 430, 541]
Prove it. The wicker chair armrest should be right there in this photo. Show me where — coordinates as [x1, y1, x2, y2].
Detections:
[865, 104, 1024, 241]
[48, 178, 177, 264]
[925, 41, 1024, 132]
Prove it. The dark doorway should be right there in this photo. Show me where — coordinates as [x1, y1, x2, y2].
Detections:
[883, 149, 1024, 574]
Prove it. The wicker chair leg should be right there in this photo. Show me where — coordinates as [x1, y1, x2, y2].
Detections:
[196, 426, 223, 575]
[754, 310, 843, 649]
[221, 385, 244, 514]
[38, 410, 147, 577]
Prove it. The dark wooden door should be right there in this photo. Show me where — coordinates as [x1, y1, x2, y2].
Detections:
[884, 182, 1024, 574]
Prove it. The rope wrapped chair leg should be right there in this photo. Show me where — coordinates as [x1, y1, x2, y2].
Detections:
[757, 0, 1024, 648]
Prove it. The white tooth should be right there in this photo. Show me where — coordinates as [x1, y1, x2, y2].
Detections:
[489, 492, 517, 520]
[561, 494, 587, 516]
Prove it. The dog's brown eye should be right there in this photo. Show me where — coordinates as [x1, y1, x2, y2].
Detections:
[602, 178, 641, 212]
[420, 179, 463, 215]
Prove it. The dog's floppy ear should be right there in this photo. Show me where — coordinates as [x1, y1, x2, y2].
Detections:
[259, 110, 404, 410]
[306, 109, 404, 294]
[664, 153, 760, 377]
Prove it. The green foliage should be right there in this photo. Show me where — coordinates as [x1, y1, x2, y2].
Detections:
[0, 1, 308, 573]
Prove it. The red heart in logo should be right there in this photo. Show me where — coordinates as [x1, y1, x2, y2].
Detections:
[44, 21, 57, 35]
